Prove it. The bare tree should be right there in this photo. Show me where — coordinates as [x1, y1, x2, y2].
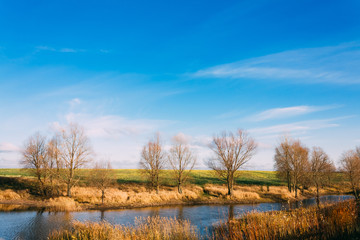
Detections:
[47, 133, 63, 187]
[289, 140, 309, 198]
[341, 148, 360, 200]
[274, 137, 309, 198]
[21, 132, 49, 195]
[60, 123, 93, 197]
[309, 147, 334, 207]
[208, 130, 257, 196]
[274, 136, 293, 192]
[168, 140, 196, 194]
[90, 161, 114, 204]
[139, 134, 165, 194]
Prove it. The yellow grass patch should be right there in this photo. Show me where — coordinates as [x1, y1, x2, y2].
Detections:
[46, 197, 80, 211]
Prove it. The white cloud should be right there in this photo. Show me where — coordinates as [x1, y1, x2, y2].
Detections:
[69, 98, 81, 107]
[171, 132, 192, 144]
[193, 42, 360, 84]
[59, 48, 77, 53]
[251, 105, 339, 121]
[0, 142, 20, 153]
[59, 112, 173, 139]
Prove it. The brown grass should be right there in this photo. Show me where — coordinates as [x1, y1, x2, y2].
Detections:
[48, 216, 198, 240]
[49, 184, 307, 208]
[45, 197, 81, 211]
[0, 189, 30, 201]
[71, 185, 204, 206]
[212, 200, 360, 240]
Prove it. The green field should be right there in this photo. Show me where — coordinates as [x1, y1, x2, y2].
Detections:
[0, 168, 284, 186]
[0, 168, 346, 187]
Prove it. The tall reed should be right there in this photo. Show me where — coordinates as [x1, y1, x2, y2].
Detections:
[49, 216, 198, 240]
[212, 200, 360, 240]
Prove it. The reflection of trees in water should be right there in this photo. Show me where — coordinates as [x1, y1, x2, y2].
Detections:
[228, 205, 234, 220]
[100, 210, 105, 221]
[14, 211, 72, 240]
[177, 206, 184, 220]
[149, 208, 160, 218]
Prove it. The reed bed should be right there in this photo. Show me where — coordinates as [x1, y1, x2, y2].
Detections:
[45, 197, 81, 211]
[48, 216, 198, 240]
[212, 200, 360, 240]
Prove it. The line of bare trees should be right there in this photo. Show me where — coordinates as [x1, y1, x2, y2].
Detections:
[21, 123, 93, 197]
[21, 123, 360, 206]
[273, 136, 360, 207]
[139, 133, 197, 194]
[140, 129, 257, 197]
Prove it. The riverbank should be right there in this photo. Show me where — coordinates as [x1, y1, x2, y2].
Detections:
[0, 182, 348, 212]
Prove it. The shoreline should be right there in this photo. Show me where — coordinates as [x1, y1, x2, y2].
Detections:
[0, 191, 350, 212]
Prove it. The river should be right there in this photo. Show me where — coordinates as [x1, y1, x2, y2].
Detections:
[0, 195, 354, 240]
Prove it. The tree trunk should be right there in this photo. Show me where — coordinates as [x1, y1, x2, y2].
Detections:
[294, 185, 298, 198]
[178, 182, 182, 194]
[316, 183, 320, 208]
[67, 168, 73, 197]
[101, 190, 105, 204]
[287, 172, 291, 192]
[67, 183, 72, 197]
[156, 173, 159, 194]
[227, 177, 234, 196]
[353, 185, 359, 200]
[37, 175, 45, 196]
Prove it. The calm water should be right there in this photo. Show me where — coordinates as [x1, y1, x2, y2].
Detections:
[0, 195, 354, 240]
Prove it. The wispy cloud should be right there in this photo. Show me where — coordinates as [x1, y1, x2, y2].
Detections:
[69, 98, 81, 107]
[193, 42, 360, 84]
[52, 112, 174, 139]
[249, 117, 350, 135]
[35, 46, 83, 53]
[214, 110, 243, 120]
[250, 105, 340, 121]
[0, 142, 20, 153]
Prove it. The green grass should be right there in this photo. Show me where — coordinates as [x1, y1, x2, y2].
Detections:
[0, 168, 285, 186]
[0, 168, 34, 177]
[0, 168, 346, 187]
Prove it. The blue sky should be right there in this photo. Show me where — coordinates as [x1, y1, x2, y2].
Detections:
[0, 0, 360, 169]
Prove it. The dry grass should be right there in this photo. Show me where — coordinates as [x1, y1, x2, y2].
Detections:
[0, 189, 30, 201]
[0, 204, 33, 211]
[71, 185, 203, 206]
[48, 216, 198, 240]
[71, 184, 303, 207]
[46, 197, 81, 211]
[265, 186, 297, 200]
[213, 200, 360, 240]
[203, 184, 261, 201]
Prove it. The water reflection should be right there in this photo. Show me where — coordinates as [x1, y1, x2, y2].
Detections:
[0, 195, 354, 240]
[0, 211, 73, 240]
